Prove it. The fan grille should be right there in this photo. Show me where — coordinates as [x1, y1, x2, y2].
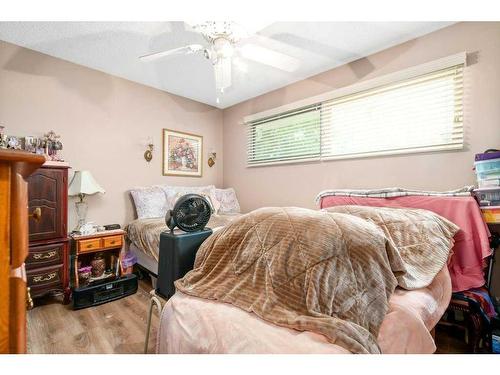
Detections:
[172, 194, 211, 232]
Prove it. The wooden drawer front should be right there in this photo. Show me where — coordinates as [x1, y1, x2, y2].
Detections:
[103, 235, 122, 248]
[27, 265, 63, 292]
[78, 238, 102, 253]
[27, 243, 64, 270]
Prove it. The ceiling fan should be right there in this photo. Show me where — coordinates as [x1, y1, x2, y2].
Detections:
[139, 21, 299, 102]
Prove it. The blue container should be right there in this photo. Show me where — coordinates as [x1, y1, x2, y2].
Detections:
[492, 316, 500, 354]
[493, 333, 500, 354]
[475, 158, 500, 176]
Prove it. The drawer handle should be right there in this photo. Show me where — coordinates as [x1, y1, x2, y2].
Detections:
[29, 207, 42, 221]
[109, 241, 116, 245]
[86, 244, 94, 248]
[32, 272, 57, 283]
[33, 250, 57, 260]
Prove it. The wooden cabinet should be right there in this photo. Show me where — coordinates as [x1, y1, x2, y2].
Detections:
[0, 149, 45, 354]
[26, 165, 70, 303]
[28, 167, 67, 242]
[71, 230, 126, 289]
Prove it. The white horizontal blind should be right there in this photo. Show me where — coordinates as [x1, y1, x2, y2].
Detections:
[246, 57, 464, 167]
[247, 105, 321, 165]
[321, 65, 464, 159]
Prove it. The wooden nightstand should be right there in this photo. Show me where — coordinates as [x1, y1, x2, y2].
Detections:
[70, 229, 137, 309]
[70, 229, 125, 289]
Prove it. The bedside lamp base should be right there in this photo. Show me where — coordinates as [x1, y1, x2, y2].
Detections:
[74, 200, 88, 232]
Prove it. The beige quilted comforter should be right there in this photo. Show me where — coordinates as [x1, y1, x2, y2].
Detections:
[175, 206, 458, 354]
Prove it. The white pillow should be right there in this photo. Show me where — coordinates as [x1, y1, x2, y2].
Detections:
[161, 185, 221, 213]
[129, 186, 168, 219]
[215, 188, 241, 214]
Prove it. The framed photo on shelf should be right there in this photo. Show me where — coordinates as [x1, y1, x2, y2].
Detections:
[163, 128, 203, 177]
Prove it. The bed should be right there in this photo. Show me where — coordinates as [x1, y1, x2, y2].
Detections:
[158, 265, 451, 354]
[126, 214, 241, 275]
[125, 184, 242, 276]
[155, 188, 492, 354]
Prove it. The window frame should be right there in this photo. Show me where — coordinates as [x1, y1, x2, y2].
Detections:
[245, 52, 466, 167]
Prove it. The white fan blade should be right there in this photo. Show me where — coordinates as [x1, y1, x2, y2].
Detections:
[140, 44, 203, 61]
[239, 44, 300, 72]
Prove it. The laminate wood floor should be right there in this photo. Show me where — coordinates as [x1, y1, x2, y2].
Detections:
[27, 276, 470, 354]
[27, 278, 158, 354]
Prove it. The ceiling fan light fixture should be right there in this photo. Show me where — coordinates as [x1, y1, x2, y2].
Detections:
[213, 37, 234, 59]
[185, 20, 272, 39]
[214, 57, 232, 94]
[186, 21, 241, 43]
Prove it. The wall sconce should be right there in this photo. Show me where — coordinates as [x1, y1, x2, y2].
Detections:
[144, 137, 154, 162]
[208, 151, 216, 167]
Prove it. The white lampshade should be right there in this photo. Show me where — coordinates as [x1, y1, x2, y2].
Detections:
[68, 170, 105, 197]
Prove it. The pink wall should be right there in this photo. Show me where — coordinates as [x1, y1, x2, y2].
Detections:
[222, 22, 500, 212]
[0, 40, 224, 229]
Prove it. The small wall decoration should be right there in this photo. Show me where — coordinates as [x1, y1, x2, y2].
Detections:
[163, 129, 202, 177]
[207, 151, 216, 167]
[144, 136, 154, 162]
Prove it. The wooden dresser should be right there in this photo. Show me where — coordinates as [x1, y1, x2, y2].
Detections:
[0, 149, 45, 354]
[26, 164, 71, 304]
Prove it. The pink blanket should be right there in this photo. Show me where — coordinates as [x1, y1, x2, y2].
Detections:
[319, 195, 491, 292]
[157, 266, 451, 354]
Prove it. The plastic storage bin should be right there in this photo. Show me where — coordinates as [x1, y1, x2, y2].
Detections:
[474, 187, 500, 206]
[481, 207, 500, 224]
[477, 176, 500, 188]
[475, 150, 500, 162]
[121, 251, 137, 275]
[474, 158, 500, 177]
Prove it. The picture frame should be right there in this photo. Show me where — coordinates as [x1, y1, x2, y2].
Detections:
[162, 128, 203, 177]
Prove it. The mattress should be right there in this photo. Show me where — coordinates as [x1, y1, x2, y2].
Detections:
[125, 214, 241, 262]
[157, 265, 452, 354]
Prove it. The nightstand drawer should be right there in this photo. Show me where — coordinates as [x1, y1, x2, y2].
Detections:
[27, 243, 65, 270]
[78, 238, 102, 253]
[103, 235, 122, 248]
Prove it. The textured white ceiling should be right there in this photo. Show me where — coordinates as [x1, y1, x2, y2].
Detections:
[0, 22, 454, 108]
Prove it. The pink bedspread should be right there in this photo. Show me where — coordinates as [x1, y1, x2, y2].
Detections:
[157, 266, 451, 354]
[319, 195, 491, 292]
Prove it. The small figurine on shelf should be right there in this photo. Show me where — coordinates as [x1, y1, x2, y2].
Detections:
[7, 136, 21, 150]
[0, 125, 7, 149]
[43, 130, 64, 161]
[24, 136, 36, 153]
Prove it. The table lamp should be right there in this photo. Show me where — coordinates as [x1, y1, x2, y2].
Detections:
[68, 170, 105, 232]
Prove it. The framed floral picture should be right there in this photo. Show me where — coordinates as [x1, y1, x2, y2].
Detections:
[163, 129, 203, 177]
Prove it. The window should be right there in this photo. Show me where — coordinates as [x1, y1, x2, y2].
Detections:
[246, 53, 465, 166]
[247, 105, 321, 165]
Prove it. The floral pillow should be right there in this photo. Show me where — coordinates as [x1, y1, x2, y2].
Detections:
[215, 188, 241, 214]
[161, 185, 220, 213]
[129, 186, 168, 219]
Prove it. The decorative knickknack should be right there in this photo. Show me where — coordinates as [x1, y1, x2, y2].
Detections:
[43, 130, 64, 161]
[0, 125, 7, 149]
[90, 253, 106, 278]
